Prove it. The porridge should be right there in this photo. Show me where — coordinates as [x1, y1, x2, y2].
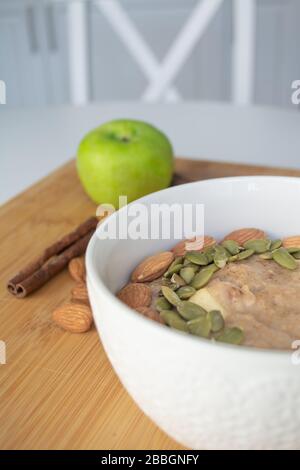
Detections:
[117, 228, 300, 350]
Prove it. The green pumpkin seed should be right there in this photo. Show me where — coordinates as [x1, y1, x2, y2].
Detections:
[187, 315, 211, 338]
[155, 297, 172, 312]
[182, 262, 199, 271]
[191, 264, 219, 289]
[173, 256, 184, 266]
[259, 252, 273, 260]
[161, 278, 178, 290]
[228, 254, 238, 262]
[292, 250, 300, 260]
[216, 327, 244, 345]
[236, 249, 255, 261]
[185, 251, 209, 266]
[214, 245, 229, 256]
[176, 286, 196, 300]
[287, 247, 300, 254]
[243, 239, 271, 253]
[163, 257, 184, 277]
[208, 310, 225, 333]
[177, 301, 207, 320]
[203, 246, 215, 263]
[161, 286, 182, 306]
[221, 240, 240, 255]
[214, 252, 228, 269]
[272, 248, 297, 270]
[164, 264, 183, 277]
[160, 310, 188, 332]
[170, 273, 186, 287]
[270, 239, 282, 250]
[180, 267, 196, 284]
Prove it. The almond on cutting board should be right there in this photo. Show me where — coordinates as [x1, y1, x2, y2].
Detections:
[52, 302, 93, 333]
[136, 306, 165, 324]
[222, 228, 266, 246]
[131, 251, 174, 282]
[172, 235, 216, 256]
[117, 283, 152, 308]
[71, 283, 89, 304]
[68, 257, 86, 283]
[282, 236, 300, 249]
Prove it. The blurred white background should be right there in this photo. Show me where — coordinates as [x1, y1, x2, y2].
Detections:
[1, 0, 300, 108]
[1, 0, 300, 204]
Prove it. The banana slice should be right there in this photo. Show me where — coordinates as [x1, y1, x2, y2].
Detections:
[189, 288, 227, 318]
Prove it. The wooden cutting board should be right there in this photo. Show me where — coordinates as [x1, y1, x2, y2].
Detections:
[1, 158, 300, 450]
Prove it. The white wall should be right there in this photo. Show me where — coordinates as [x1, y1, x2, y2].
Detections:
[0, 0, 299, 108]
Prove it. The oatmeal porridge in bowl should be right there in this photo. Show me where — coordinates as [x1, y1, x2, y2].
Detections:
[117, 228, 300, 351]
[86, 177, 300, 450]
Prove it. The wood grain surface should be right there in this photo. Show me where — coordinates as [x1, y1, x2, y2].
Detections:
[1, 158, 299, 450]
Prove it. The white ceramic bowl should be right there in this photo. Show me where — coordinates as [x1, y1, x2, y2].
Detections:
[86, 176, 300, 450]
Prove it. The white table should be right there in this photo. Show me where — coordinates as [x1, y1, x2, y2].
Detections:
[1, 102, 300, 204]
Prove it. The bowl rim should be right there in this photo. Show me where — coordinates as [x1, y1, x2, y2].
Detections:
[86, 175, 300, 360]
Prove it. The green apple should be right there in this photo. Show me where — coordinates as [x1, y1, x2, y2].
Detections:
[76, 119, 174, 207]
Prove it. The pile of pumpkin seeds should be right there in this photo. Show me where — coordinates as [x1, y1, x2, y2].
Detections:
[154, 238, 300, 345]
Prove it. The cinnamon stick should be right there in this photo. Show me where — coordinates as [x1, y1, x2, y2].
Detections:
[7, 217, 98, 298]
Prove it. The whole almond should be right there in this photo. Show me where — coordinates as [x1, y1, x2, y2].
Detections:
[131, 252, 174, 282]
[282, 236, 300, 249]
[52, 302, 92, 333]
[68, 257, 86, 283]
[117, 283, 152, 308]
[136, 306, 165, 325]
[223, 228, 265, 246]
[71, 283, 89, 304]
[172, 235, 216, 257]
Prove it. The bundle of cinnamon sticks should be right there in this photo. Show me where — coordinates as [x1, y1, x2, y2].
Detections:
[7, 216, 98, 298]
